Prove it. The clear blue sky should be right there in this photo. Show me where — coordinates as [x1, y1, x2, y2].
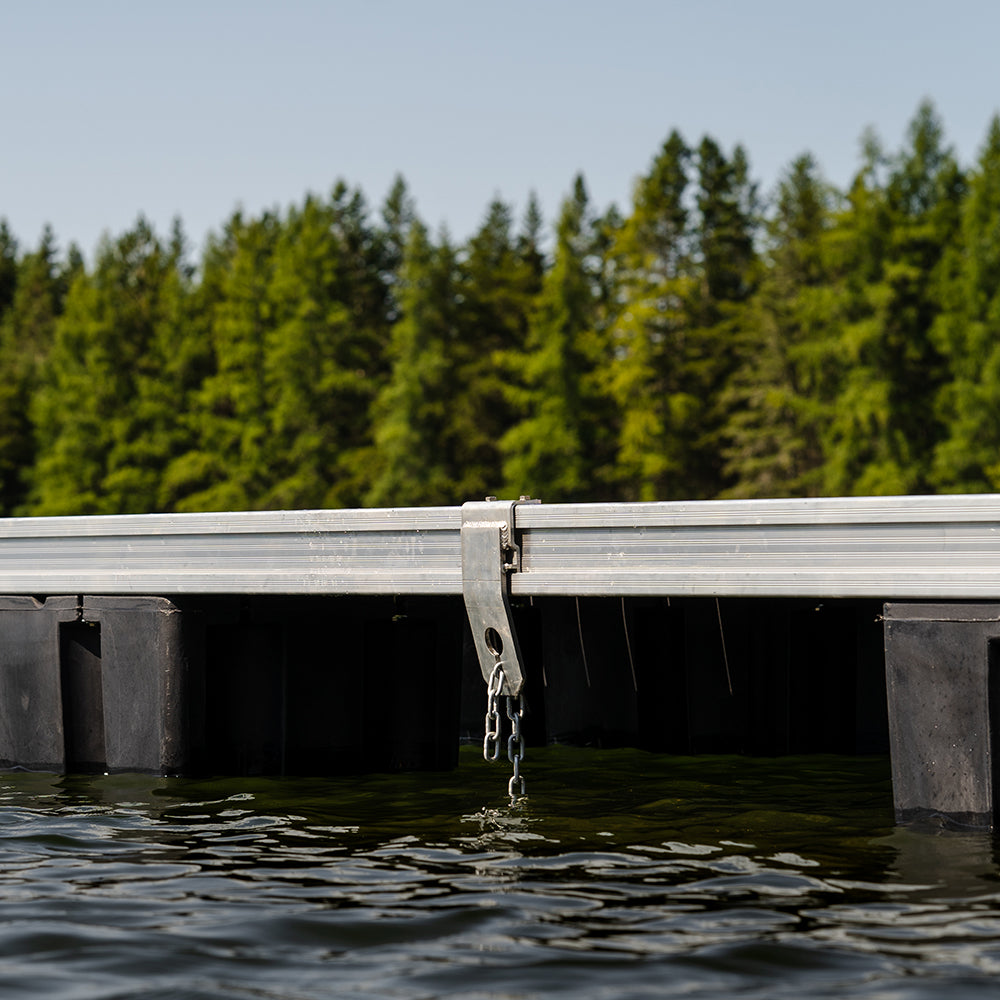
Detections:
[4, 0, 1000, 260]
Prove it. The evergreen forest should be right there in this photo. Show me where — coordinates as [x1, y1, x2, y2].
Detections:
[4, 100, 1000, 516]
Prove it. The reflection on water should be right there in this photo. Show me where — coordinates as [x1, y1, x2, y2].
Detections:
[0, 748, 998, 998]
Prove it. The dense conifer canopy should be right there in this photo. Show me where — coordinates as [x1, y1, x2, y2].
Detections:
[2, 103, 998, 514]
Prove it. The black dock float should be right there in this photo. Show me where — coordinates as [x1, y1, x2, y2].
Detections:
[884, 603, 1000, 828]
[0, 597, 79, 772]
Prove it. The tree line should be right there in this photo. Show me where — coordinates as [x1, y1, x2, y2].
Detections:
[2, 100, 999, 516]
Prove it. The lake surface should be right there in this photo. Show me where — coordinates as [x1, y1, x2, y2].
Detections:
[1, 746, 998, 999]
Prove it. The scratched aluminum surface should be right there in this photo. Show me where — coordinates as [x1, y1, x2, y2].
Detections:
[0, 495, 999, 597]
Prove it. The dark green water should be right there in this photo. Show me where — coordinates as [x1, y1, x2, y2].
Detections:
[1, 747, 999, 998]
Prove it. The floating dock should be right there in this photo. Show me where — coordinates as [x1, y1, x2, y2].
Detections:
[1, 495, 999, 826]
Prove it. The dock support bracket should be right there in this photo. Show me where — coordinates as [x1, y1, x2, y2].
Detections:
[461, 498, 534, 696]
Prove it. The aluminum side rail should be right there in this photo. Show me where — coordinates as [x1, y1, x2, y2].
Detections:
[0, 508, 463, 595]
[514, 494, 1000, 598]
[2, 494, 1000, 597]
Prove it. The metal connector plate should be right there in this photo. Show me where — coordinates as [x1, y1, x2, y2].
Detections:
[461, 499, 527, 696]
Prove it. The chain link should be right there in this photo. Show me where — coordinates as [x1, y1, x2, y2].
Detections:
[483, 661, 505, 761]
[483, 661, 526, 803]
[506, 693, 526, 803]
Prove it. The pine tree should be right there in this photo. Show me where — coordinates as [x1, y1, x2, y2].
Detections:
[0, 227, 69, 513]
[517, 193, 546, 292]
[29, 219, 193, 514]
[721, 155, 838, 496]
[820, 102, 962, 495]
[130, 220, 205, 511]
[694, 138, 757, 319]
[689, 138, 760, 495]
[446, 200, 539, 499]
[931, 114, 1000, 491]
[500, 176, 606, 499]
[366, 222, 461, 506]
[605, 131, 757, 500]
[380, 174, 417, 310]
[166, 210, 282, 511]
[603, 131, 693, 501]
[0, 222, 17, 320]
[260, 188, 392, 509]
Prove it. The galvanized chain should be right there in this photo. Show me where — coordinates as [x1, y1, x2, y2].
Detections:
[483, 660, 504, 762]
[483, 659, 526, 803]
[506, 692, 526, 803]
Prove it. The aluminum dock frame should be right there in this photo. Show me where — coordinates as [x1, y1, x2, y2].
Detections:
[0, 494, 998, 826]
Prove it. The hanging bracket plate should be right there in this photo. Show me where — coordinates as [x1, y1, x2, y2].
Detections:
[461, 498, 535, 696]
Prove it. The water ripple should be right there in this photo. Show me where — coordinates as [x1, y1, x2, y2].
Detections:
[0, 749, 995, 998]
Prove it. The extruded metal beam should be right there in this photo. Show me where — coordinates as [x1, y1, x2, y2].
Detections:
[514, 495, 1000, 598]
[0, 508, 462, 595]
[2, 494, 1000, 598]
